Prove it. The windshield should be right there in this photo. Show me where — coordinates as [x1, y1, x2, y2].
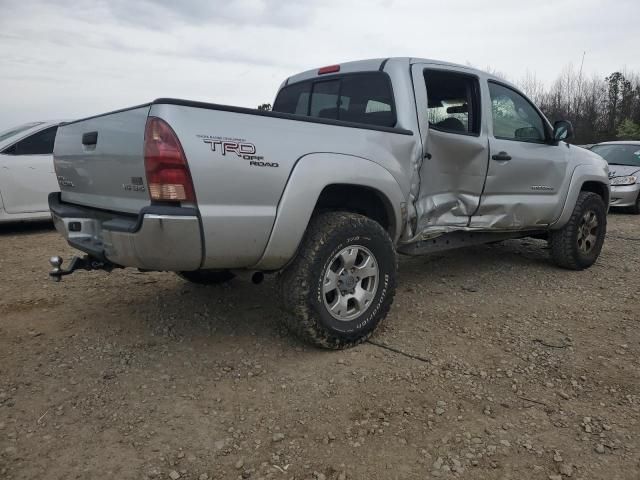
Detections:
[0, 122, 44, 143]
[591, 144, 640, 167]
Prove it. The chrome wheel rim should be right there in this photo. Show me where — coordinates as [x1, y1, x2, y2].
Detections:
[577, 210, 599, 254]
[322, 245, 379, 322]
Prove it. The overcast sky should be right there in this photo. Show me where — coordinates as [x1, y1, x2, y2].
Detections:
[0, 0, 638, 130]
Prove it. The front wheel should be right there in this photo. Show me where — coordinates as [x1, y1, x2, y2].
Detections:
[630, 192, 640, 215]
[549, 191, 607, 270]
[278, 212, 397, 349]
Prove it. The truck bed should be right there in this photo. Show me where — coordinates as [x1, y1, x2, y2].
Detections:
[53, 98, 415, 269]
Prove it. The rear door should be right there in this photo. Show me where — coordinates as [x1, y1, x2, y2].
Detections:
[411, 64, 489, 231]
[471, 81, 569, 229]
[0, 125, 59, 214]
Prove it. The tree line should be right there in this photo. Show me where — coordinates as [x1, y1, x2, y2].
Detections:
[516, 65, 640, 144]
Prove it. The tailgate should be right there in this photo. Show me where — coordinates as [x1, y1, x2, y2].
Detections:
[54, 105, 151, 213]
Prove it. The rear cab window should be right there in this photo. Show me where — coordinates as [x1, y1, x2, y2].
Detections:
[273, 72, 397, 128]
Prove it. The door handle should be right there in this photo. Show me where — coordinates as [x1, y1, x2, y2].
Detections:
[491, 151, 512, 161]
[82, 131, 98, 146]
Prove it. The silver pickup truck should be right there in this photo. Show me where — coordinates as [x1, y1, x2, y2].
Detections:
[49, 57, 610, 349]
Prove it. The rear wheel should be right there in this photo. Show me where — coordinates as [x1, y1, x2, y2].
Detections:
[176, 269, 234, 285]
[549, 191, 606, 270]
[278, 212, 397, 349]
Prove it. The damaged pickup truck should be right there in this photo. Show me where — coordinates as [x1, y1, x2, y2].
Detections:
[49, 57, 610, 349]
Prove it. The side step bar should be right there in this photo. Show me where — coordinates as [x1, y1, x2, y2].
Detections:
[397, 230, 545, 256]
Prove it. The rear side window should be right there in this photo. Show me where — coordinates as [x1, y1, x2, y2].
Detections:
[273, 72, 396, 127]
[3, 126, 58, 155]
[424, 70, 480, 135]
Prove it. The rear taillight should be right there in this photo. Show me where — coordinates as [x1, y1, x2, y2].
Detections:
[144, 117, 196, 203]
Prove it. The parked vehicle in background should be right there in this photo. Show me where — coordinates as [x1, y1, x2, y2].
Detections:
[0, 121, 63, 223]
[48, 57, 611, 349]
[591, 141, 640, 213]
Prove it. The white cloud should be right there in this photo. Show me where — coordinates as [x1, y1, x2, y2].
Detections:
[0, 0, 638, 129]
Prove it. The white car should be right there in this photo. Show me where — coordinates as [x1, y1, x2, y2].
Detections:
[0, 121, 63, 223]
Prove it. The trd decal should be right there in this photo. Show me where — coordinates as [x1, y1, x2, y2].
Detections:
[198, 134, 279, 168]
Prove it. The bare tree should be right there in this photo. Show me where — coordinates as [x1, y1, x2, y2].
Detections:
[515, 65, 640, 143]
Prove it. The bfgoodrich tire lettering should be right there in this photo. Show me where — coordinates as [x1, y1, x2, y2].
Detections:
[550, 191, 607, 270]
[278, 212, 397, 349]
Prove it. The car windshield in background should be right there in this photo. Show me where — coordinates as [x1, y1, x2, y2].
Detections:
[0, 122, 44, 143]
[591, 144, 640, 167]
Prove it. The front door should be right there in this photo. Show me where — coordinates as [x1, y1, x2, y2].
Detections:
[411, 65, 489, 234]
[0, 125, 58, 214]
[471, 81, 570, 229]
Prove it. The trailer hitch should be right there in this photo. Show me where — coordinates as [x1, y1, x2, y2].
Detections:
[49, 255, 119, 282]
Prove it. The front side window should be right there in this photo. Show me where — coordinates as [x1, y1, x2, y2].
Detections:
[489, 82, 546, 142]
[273, 72, 396, 127]
[3, 126, 58, 155]
[424, 70, 480, 135]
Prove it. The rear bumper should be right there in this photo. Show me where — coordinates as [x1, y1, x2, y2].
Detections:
[49, 193, 202, 271]
[610, 184, 640, 207]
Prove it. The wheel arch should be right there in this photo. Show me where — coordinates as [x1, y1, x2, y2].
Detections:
[314, 183, 397, 240]
[252, 153, 406, 270]
[580, 180, 610, 207]
[550, 164, 610, 230]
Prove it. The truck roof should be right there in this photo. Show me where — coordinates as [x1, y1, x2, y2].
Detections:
[284, 57, 513, 89]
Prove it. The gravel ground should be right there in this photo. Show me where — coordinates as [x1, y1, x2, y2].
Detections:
[0, 213, 639, 480]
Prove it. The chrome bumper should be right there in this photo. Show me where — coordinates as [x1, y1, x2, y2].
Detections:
[49, 193, 203, 271]
[610, 184, 640, 207]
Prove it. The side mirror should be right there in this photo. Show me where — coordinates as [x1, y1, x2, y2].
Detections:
[553, 120, 574, 142]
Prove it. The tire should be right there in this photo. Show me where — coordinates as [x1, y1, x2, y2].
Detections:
[549, 191, 607, 270]
[278, 212, 397, 349]
[176, 269, 235, 285]
[630, 193, 640, 215]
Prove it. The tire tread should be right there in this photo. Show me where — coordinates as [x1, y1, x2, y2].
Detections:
[278, 212, 396, 349]
[550, 191, 606, 270]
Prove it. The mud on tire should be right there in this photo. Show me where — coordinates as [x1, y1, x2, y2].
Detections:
[549, 191, 607, 270]
[278, 212, 397, 349]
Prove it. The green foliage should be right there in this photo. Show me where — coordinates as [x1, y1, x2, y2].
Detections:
[617, 119, 640, 140]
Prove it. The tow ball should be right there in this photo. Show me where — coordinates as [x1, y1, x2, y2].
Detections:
[49, 255, 118, 282]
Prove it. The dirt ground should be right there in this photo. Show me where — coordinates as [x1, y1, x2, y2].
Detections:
[0, 213, 639, 480]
